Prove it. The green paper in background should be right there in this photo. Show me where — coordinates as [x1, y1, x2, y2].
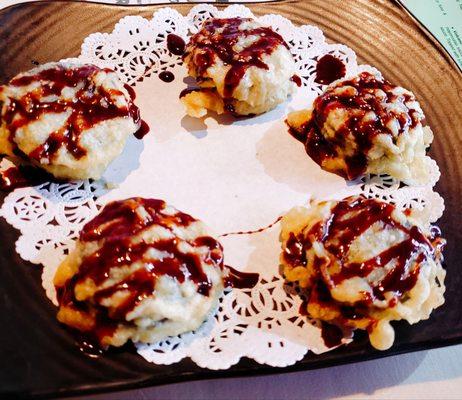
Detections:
[399, 0, 462, 70]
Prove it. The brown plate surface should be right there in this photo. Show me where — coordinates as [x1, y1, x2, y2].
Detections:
[0, 1, 461, 398]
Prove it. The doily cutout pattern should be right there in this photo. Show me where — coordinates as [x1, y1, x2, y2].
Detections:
[0, 5, 444, 370]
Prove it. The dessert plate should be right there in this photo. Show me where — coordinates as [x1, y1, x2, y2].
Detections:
[0, 0, 461, 398]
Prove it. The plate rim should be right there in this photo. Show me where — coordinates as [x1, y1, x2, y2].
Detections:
[14, 335, 462, 399]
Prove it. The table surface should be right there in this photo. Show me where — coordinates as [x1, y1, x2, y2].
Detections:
[2, 1, 461, 399]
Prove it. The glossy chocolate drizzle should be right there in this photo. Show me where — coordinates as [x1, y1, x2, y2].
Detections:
[184, 18, 290, 100]
[158, 71, 175, 83]
[0, 165, 51, 191]
[166, 34, 186, 56]
[289, 72, 422, 180]
[179, 87, 210, 99]
[56, 198, 225, 344]
[299, 300, 345, 348]
[122, 83, 150, 139]
[314, 54, 346, 85]
[225, 265, 259, 290]
[2, 64, 147, 164]
[284, 196, 444, 325]
[320, 321, 344, 348]
[77, 338, 104, 358]
[290, 74, 302, 87]
[220, 216, 282, 237]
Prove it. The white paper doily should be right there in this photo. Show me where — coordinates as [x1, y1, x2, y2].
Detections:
[0, 4, 444, 370]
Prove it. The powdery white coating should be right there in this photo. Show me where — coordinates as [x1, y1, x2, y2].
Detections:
[54, 200, 225, 347]
[182, 18, 296, 117]
[286, 72, 434, 185]
[280, 197, 446, 351]
[0, 61, 139, 180]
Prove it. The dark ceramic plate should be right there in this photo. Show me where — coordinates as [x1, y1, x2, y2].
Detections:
[0, 0, 461, 398]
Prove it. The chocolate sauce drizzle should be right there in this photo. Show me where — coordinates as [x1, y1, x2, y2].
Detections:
[290, 74, 302, 87]
[77, 338, 104, 358]
[179, 87, 209, 99]
[158, 71, 175, 83]
[56, 198, 225, 344]
[122, 83, 150, 139]
[320, 321, 344, 348]
[225, 266, 259, 290]
[314, 54, 346, 85]
[133, 120, 150, 140]
[298, 300, 345, 348]
[220, 216, 282, 237]
[166, 34, 186, 56]
[184, 18, 290, 100]
[289, 72, 422, 180]
[3, 64, 147, 165]
[284, 196, 444, 328]
[0, 165, 51, 191]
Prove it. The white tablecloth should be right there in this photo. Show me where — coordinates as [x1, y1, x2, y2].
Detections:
[2, 1, 461, 399]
